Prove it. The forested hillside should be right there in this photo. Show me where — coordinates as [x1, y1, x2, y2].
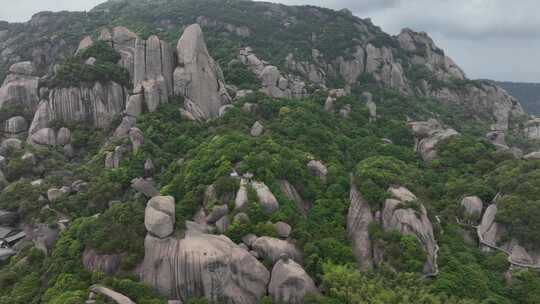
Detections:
[0, 1, 539, 303]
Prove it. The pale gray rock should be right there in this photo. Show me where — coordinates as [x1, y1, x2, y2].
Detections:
[278, 180, 310, 215]
[347, 179, 374, 270]
[235, 178, 249, 210]
[269, 258, 318, 304]
[339, 104, 352, 118]
[27, 100, 50, 136]
[144, 159, 154, 177]
[126, 93, 143, 117]
[0, 170, 7, 190]
[236, 90, 254, 100]
[40, 81, 126, 130]
[56, 127, 71, 146]
[139, 233, 270, 303]
[409, 119, 459, 162]
[324, 96, 335, 112]
[145, 35, 163, 81]
[274, 221, 292, 239]
[478, 204, 500, 248]
[215, 215, 230, 234]
[461, 196, 483, 222]
[382, 187, 438, 274]
[0, 69, 40, 111]
[9, 61, 37, 76]
[4, 116, 28, 135]
[243, 234, 258, 248]
[30, 224, 59, 255]
[206, 204, 229, 224]
[174, 24, 230, 119]
[85, 57, 97, 66]
[219, 104, 234, 117]
[250, 121, 264, 137]
[47, 188, 63, 203]
[145, 196, 175, 238]
[128, 127, 144, 154]
[83, 248, 121, 275]
[0, 138, 22, 154]
[142, 77, 168, 112]
[524, 151, 540, 160]
[307, 160, 328, 182]
[252, 236, 302, 264]
[30, 128, 56, 146]
[21, 152, 37, 165]
[131, 178, 159, 198]
[113, 116, 137, 140]
[251, 181, 279, 214]
[523, 118, 540, 140]
[76, 36, 93, 55]
[0, 248, 16, 261]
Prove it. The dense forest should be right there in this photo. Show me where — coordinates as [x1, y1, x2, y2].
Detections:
[0, 1, 539, 303]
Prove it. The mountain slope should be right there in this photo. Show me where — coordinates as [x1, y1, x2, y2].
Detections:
[495, 81, 540, 115]
[0, 1, 540, 304]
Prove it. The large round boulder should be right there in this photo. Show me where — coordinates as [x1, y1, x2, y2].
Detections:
[269, 257, 318, 304]
[145, 196, 175, 238]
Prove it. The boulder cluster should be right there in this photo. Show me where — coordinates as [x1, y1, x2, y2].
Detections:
[347, 178, 439, 275]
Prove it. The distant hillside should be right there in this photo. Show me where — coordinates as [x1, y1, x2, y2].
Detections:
[495, 81, 540, 115]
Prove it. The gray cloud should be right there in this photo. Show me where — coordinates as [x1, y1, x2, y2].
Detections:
[0, 0, 538, 82]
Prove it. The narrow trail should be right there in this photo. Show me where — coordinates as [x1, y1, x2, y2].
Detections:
[455, 217, 540, 269]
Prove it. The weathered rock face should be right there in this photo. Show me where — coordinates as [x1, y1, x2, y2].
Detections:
[238, 47, 307, 99]
[269, 258, 318, 304]
[427, 83, 524, 131]
[347, 179, 374, 270]
[397, 29, 465, 81]
[3, 116, 28, 137]
[174, 24, 230, 119]
[83, 248, 121, 275]
[523, 118, 540, 140]
[145, 196, 175, 238]
[461, 196, 483, 223]
[382, 187, 438, 274]
[477, 203, 540, 267]
[140, 233, 270, 303]
[0, 62, 40, 111]
[28, 81, 126, 136]
[251, 181, 279, 214]
[252, 236, 302, 264]
[409, 119, 459, 162]
[278, 180, 311, 216]
[307, 160, 328, 182]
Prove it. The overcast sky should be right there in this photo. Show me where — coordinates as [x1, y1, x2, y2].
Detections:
[1, 0, 538, 82]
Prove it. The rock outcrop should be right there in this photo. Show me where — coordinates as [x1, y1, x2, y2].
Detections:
[251, 181, 279, 214]
[269, 257, 318, 304]
[0, 62, 40, 112]
[89, 285, 135, 304]
[140, 233, 270, 303]
[252, 236, 301, 264]
[382, 187, 438, 275]
[409, 119, 459, 162]
[28, 81, 126, 138]
[83, 248, 121, 275]
[174, 24, 231, 119]
[238, 47, 307, 99]
[347, 179, 374, 270]
[460, 196, 483, 223]
[145, 196, 175, 238]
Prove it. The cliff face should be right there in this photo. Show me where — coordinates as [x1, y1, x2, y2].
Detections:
[0, 1, 527, 133]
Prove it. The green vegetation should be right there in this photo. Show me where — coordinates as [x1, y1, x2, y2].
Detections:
[1, 1, 540, 303]
[49, 41, 130, 88]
